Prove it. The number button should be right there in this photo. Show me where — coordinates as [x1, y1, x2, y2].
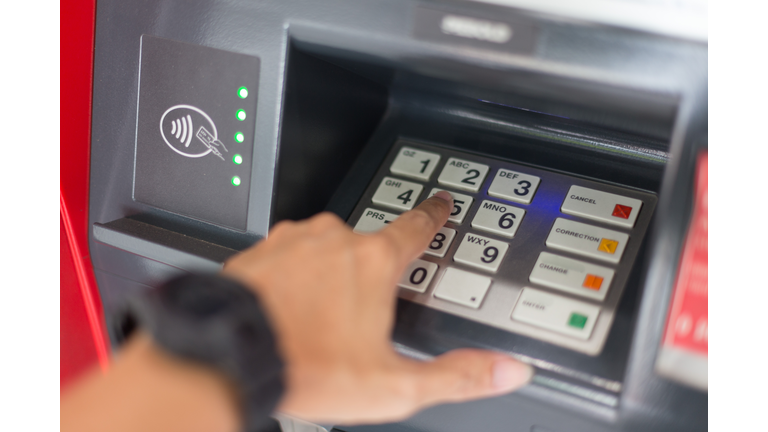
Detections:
[424, 226, 457, 258]
[453, 233, 509, 273]
[371, 176, 424, 211]
[428, 188, 474, 224]
[353, 208, 399, 234]
[437, 158, 490, 192]
[390, 146, 442, 181]
[488, 169, 541, 204]
[397, 259, 439, 293]
[471, 200, 526, 238]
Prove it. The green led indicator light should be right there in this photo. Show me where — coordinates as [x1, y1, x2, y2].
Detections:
[237, 87, 248, 99]
[233, 154, 243, 165]
[236, 109, 246, 121]
[234, 132, 245, 143]
[231, 176, 242, 186]
[567, 312, 588, 329]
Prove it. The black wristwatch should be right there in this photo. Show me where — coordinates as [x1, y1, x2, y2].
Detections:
[117, 273, 285, 432]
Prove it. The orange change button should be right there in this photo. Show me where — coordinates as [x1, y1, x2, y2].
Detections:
[582, 274, 604, 290]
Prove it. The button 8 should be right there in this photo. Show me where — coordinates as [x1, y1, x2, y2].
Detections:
[424, 227, 456, 258]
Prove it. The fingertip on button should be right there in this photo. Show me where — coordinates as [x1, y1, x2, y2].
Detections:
[433, 190, 453, 202]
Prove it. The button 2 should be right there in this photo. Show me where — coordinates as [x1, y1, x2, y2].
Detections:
[453, 233, 509, 273]
[471, 200, 526, 238]
[428, 188, 474, 224]
[424, 227, 456, 258]
[371, 177, 424, 211]
[437, 158, 489, 192]
[390, 146, 441, 181]
[433, 267, 492, 309]
[398, 259, 439, 293]
[488, 169, 541, 204]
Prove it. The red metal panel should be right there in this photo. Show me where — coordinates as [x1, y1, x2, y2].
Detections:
[61, 0, 110, 388]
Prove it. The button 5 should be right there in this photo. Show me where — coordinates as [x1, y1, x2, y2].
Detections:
[428, 188, 474, 224]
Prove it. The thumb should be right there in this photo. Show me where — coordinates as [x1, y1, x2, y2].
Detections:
[405, 349, 534, 408]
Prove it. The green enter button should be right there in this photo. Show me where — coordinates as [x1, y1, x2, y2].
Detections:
[568, 312, 588, 329]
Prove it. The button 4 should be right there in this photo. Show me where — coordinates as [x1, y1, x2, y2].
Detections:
[488, 169, 541, 204]
[437, 157, 489, 192]
[371, 177, 424, 211]
[424, 227, 456, 258]
[398, 259, 439, 293]
[353, 208, 398, 234]
[428, 188, 474, 224]
[453, 233, 509, 273]
[433, 267, 492, 309]
[471, 200, 526, 238]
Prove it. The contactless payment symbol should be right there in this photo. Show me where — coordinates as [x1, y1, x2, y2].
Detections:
[160, 105, 228, 161]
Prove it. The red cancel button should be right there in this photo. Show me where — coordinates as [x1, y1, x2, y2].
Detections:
[612, 204, 632, 219]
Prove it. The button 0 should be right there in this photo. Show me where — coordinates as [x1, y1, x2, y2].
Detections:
[424, 227, 456, 258]
[398, 259, 439, 293]
[371, 177, 424, 211]
[453, 233, 509, 273]
[529, 252, 615, 301]
[511, 287, 600, 340]
[433, 267, 492, 309]
[471, 200, 526, 238]
[488, 169, 541, 204]
[561, 185, 643, 228]
[353, 208, 398, 234]
[390, 146, 441, 181]
[437, 158, 489, 192]
[428, 188, 474, 224]
[546, 218, 629, 264]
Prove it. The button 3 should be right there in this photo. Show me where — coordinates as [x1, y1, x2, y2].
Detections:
[488, 169, 541, 204]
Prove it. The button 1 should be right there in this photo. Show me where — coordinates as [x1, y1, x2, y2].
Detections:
[424, 227, 456, 258]
[353, 208, 398, 234]
[546, 218, 629, 264]
[390, 146, 441, 181]
[398, 259, 439, 293]
[561, 185, 643, 228]
[511, 287, 600, 340]
[437, 157, 489, 192]
[433, 267, 492, 309]
[453, 233, 509, 273]
[428, 188, 474, 224]
[371, 177, 424, 211]
[471, 200, 526, 238]
[488, 169, 541, 204]
[529, 252, 615, 301]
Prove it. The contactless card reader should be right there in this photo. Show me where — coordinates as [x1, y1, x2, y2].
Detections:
[134, 35, 260, 231]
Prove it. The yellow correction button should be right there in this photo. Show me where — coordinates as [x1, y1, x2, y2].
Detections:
[598, 238, 619, 254]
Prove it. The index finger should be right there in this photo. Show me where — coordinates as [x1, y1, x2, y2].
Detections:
[376, 191, 453, 266]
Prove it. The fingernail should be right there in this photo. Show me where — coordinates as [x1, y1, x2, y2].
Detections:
[433, 190, 453, 202]
[492, 359, 534, 391]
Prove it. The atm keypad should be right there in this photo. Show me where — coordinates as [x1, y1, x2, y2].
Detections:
[347, 141, 656, 355]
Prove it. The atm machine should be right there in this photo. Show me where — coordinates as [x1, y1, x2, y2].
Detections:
[87, 0, 707, 431]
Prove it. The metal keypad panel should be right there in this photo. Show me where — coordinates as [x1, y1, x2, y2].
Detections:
[346, 141, 657, 355]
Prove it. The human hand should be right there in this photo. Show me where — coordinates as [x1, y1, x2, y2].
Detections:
[222, 191, 533, 425]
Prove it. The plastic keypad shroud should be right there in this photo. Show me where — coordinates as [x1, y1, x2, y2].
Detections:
[346, 140, 657, 355]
